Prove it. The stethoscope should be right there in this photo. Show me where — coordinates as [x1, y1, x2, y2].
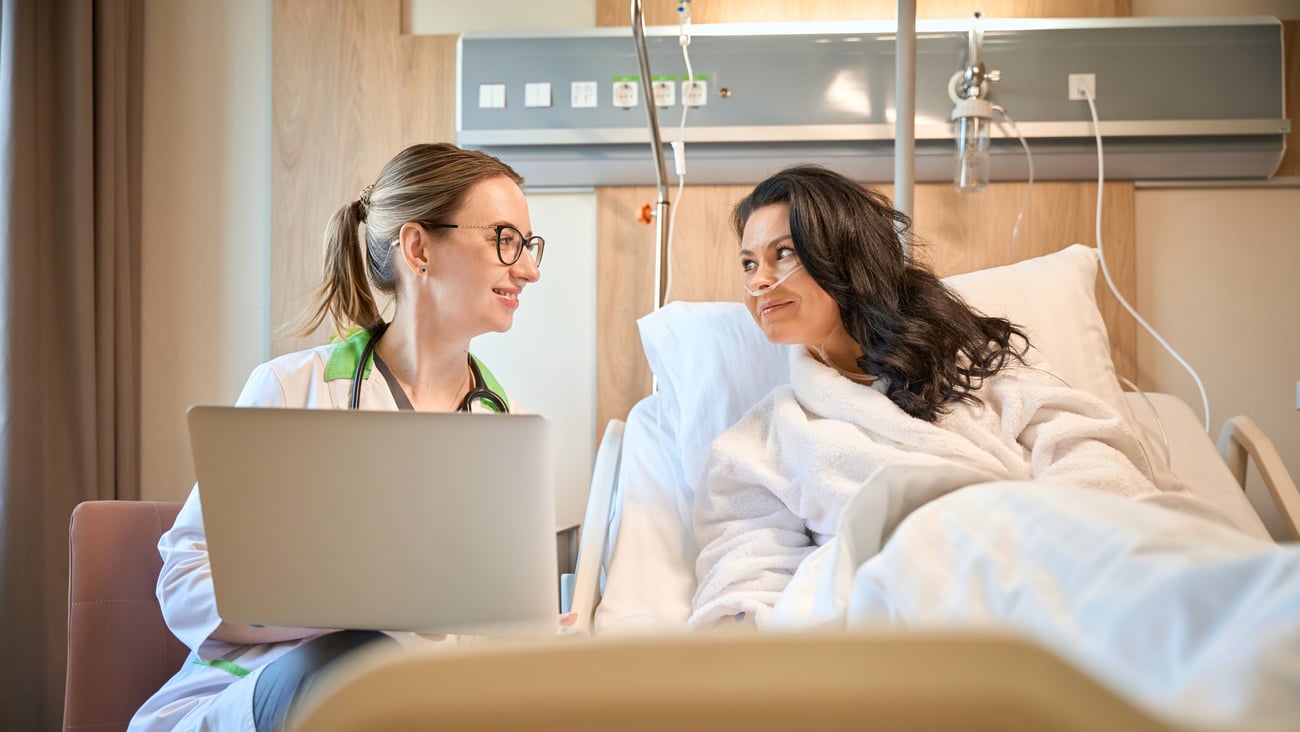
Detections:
[349, 321, 510, 413]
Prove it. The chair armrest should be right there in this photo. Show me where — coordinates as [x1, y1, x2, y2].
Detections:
[1217, 416, 1300, 541]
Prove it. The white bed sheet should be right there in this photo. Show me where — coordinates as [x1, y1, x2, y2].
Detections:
[593, 390, 1276, 634]
[594, 393, 695, 634]
[773, 471, 1300, 732]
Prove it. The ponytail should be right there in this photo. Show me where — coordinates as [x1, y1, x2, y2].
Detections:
[295, 198, 382, 338]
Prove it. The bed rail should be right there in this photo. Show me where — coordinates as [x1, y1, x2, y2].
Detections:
[1217, 415, 1300, 541]
[566, 419, 626, 633]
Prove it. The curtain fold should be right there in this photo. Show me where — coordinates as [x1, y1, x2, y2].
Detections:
[0, 0, 142, 728]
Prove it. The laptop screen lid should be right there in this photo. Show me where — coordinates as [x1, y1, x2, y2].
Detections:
[187, 406, 557, 636]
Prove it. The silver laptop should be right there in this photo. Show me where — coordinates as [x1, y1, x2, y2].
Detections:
[187, 406, 557, 636]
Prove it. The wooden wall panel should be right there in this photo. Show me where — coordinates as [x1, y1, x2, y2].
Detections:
[905, 182, 1138, 382]
[596, 182, 1136, 432]
[401, 36, 460, 155]
[596, 185, 753, 430]
[598, 0, 1130, 26]
[1278, 20, 1300, 177]
[271, 0, 456, 354]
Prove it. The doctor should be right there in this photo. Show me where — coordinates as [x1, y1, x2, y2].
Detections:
[130, 143, 545, 732]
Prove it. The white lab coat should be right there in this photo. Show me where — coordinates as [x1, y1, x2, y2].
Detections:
[128, 335, 511, 732]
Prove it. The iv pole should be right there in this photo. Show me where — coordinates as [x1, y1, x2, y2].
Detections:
[631, 0, 671, 312]
[894, 0, 916, 257]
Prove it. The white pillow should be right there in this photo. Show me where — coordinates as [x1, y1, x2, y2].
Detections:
[638, 301, 792, 490]
[943, 244, 1134, 425]
[637, 244, 1136, 493]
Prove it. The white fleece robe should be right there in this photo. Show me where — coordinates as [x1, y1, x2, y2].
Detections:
[690, 346, 1165, 629]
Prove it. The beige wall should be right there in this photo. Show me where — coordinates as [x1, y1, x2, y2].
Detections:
[1134, 187, 1300, 539]
[1130, 1, 1299, 540]
[141, 0, 272, 501]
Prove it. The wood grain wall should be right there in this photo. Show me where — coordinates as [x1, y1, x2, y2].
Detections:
[271, 0, 457, 354]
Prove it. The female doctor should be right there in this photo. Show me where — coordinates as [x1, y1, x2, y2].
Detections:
[130, 143, 545, 732]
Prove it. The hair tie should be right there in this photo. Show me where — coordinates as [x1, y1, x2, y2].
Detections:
[358, 183, 375, 221]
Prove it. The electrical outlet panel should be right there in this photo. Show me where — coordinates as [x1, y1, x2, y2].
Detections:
[682, 78, 708, 107]
[458, 20, 1285, 186]
[652, 77, 676, 107]
[612, 77, 639, 108]
[524, 82, 552, 108]
[1068, 73, 1096, 101]
[570, 81, 597, 108]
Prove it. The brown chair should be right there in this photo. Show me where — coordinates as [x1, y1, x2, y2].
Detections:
[65, 500, 188, 732]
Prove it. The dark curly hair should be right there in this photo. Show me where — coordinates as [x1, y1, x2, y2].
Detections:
[733, 165, 1030, 422]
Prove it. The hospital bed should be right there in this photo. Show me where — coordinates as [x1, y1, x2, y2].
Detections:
[283, 246, 1299, 732]
[561, 246, 1300, 730]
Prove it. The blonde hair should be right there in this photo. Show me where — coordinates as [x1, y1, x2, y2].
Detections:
[297, 143, 523, 337]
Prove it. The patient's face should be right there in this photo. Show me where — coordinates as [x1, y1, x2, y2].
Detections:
[740, 204, 843, 349]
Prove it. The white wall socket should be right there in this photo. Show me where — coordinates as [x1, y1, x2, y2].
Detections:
[682, 79, 708, 107]
[612, 80, 638, 108]
[1068, 73, 1096, 101]
[652, 80, 676, 107]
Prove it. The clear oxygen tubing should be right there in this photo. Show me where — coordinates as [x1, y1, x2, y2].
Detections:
[631, 0, 670, 312]
[663, 1, 694, 305]
[813, 327, 877, 386]
[742, 262, 803, 297]
[990, 104, 1034, 261]
[1118, 374, 1173, 470]
[746, 262, 877, 386]
[1081, 86, 1211, 433]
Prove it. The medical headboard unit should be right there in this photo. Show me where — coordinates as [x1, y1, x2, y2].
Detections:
[458, 17, 1289, 187]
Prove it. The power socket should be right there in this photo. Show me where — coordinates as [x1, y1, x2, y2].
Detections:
[1068, 73, 1096, 101]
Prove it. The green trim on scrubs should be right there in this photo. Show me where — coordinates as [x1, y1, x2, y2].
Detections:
[323, 328, 510, 411]
[323, 328, 375, 381]
[194, 658, 251, 678]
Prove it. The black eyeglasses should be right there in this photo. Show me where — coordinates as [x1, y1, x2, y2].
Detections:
[422, 223, 545, 267]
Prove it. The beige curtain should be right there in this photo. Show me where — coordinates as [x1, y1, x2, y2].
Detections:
[0, 0, 142, 729]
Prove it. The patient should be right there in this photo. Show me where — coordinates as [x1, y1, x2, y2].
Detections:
[690, 164, 1165, 629]
[131, 143, 557, 732]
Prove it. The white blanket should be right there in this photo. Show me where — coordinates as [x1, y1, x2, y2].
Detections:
[770, 467, 1300, 732]
[691, 346, 1165, 628]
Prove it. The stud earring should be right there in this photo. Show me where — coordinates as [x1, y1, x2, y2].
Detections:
[420, 267, 427, 274]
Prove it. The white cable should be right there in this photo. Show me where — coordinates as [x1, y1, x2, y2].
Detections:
[1080, 87, 1211, 432]
[664, 153, 684, 303]
[663, 4, 693, 305]
[991, 104, 1033, 260]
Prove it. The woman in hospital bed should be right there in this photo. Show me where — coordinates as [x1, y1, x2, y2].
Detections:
[692, 165, 1300, 729]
